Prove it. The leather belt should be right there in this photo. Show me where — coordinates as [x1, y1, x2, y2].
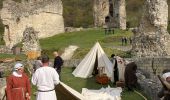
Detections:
[38, 89, 55, 92]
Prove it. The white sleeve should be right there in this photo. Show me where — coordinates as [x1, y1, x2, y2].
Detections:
[53, 70, 60, 85]
[31, 71, 38, 85]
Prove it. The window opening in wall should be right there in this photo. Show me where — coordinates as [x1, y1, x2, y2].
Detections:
[105, 16, 110, 23]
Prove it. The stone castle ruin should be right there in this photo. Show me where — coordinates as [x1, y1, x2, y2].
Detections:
[93, 0, 112, 27]
[22, 27, 41, 52]
[0, 0, 64, 49]
[22, 27, 41, 59]
[113, 0, 126, 30]
[93, 0, 126, 30]
[132, 0, 170, 57]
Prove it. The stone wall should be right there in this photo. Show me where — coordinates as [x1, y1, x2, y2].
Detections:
[0, 0, 64, 48]
[134, 58, 170, 75]
[0, 45, 12, 53]
[132, 0, 170, 57]
[93, 0, 114, 27]
[133, 57, 170, 100]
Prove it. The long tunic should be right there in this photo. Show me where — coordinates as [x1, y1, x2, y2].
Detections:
[32, 66, 60, 100]
[124, 62, 137, 88]
[116, 57, 126, 81]
[6, 73, 31, 100]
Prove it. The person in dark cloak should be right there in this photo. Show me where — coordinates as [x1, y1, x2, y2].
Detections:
[53, 51, 64, 79]
[124, 62, 137, 91]
[110, 54, 118, 84]
[157, 69, 170, 100]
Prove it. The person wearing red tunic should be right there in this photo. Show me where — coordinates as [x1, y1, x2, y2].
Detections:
[6, 63, 31, 100]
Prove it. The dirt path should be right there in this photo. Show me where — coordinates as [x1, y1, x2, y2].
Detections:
[112, 45, 132, 51]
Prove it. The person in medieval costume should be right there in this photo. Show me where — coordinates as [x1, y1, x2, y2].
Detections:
[124, 62, 138, 91]
[32, 55, 60, 100]
[117, 57, 127, 82]
[6, 63, 31, 100]
[158, 69, 170, 100]
[110, 54, 118, 84]
[53, 51, 64, 79]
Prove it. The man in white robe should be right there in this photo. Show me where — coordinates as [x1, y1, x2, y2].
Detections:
[32, 55, 60, 100]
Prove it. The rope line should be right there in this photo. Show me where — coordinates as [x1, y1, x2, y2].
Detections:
[134, 90, 147, 100]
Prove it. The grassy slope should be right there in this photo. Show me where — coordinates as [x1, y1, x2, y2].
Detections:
[40, 29, 132, 49]
[40, 29, 105, 50]
[40, 28, 132, 58]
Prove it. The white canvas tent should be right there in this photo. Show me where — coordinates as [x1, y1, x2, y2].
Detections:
[72, 42, 113, 81]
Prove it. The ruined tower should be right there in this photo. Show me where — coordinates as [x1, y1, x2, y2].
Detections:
[113, 0, 126, 30]
[132, 0, 170, 57]
[93, 0, 114, 27]
[0, 0, 64, 48]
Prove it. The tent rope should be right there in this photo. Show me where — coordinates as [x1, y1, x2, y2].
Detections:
[134, 90, 147, 100]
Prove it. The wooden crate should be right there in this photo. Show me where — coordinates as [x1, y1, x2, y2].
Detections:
[116, 81, 125, 88]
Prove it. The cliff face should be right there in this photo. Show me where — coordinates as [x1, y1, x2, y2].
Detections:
[132, 0, 170, 57]
[0, 0, 64, 48]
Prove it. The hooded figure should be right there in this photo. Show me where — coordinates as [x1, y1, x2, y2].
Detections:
[158, 69, 170, 100]
[124, 62, 137, 91]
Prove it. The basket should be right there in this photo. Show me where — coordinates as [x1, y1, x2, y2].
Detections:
[96, 74, 109, 85]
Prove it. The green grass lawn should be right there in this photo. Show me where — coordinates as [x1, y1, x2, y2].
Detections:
[40, 28, 132, 50]
[40, 28, 133, 58]
[0, 53, 27, 59]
